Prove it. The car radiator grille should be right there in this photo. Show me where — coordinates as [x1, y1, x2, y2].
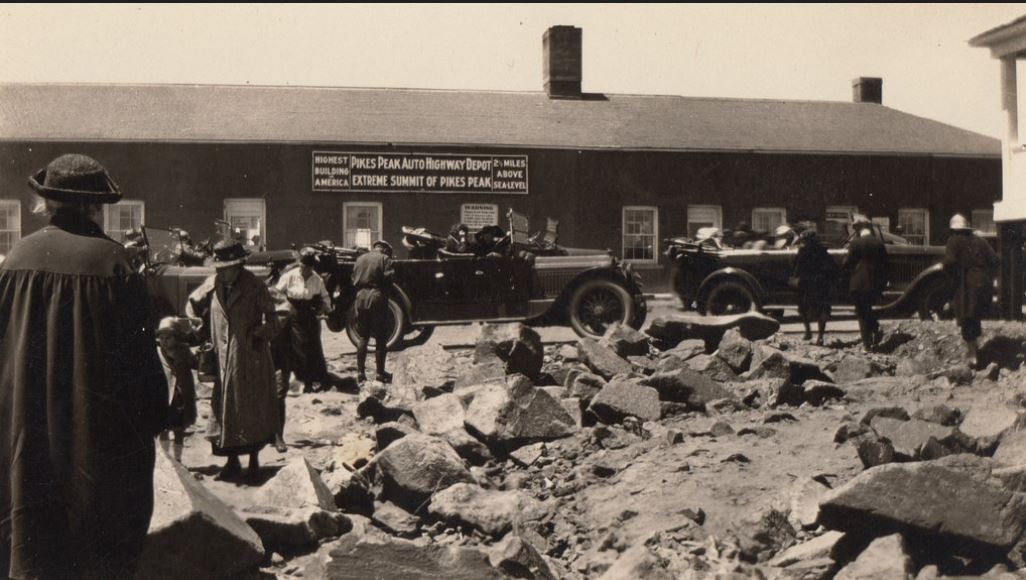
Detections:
[538, 270, 578, 298]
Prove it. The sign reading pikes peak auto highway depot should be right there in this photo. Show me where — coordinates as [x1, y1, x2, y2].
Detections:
[312, 151, 528, 194]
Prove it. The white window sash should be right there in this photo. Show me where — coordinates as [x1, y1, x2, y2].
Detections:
[622, 206, 659, 263]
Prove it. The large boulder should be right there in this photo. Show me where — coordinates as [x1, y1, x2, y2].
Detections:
[960, 403, 1024, 454]
[243, 506, 351, 547]
[745, 344, 829, 384]
[868, 416, 966, 461]
[254, 457, 336, 510]
[645, 311, 780, 348]
[641, 369, 734, 410]
[587, 380, 662, 423]
[314, 533, 504, 579]
[601, 323, 651, 358]
[368, 434, 475, 512]
[136, 451, 264, 580]
[474, 323, 544, 380]
[834, 534, 912, 580]
[428, 483, 548, 537]
[464, 378, 576, 446]
[391, 343, 455, 398]
[413, 393, 466, 436]
[818, 455, 1026, 552]
[453, 362, 507, 391]
[716, 328, 753, 373]
[578, 338, 634, 380]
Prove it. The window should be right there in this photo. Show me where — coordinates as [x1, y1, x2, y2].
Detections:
[872, 217, 891, 233]
[104, 200, 145, 242]
[343, 202, 382, 249]
[825, 205, 858, 223]
[0, 200, 21, 255]
[972, 209, 997, 235]
[751, 207, 787, 234]
[686, 205, 722, 239]
[897, 208, 930, 245]
[622, 206, 658, 263]
[224, 198, 266, 248]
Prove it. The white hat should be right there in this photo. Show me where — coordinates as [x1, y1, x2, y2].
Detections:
[949, 213, 971, 230]
[774, 224, 794, 237]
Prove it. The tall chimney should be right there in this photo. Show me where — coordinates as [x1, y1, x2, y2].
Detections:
[544, 26, 582, 99]
[852, 77, 883, 104]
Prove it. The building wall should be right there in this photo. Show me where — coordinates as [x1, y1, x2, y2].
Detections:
[0, 141, 1000, 290]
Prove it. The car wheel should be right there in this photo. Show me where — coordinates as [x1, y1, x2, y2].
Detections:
[568, 279, 636, 339]
[704, 281, 758, 315]
[917, 279, 952, 321]
[400, 325, 435, 348]
[345, 297, 406, 351]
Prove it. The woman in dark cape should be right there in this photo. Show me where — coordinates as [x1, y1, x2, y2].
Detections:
[792, 230, 838, 345]
[0, 154, 168, 579]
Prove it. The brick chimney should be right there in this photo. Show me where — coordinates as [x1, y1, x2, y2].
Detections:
[544, 26, 582, 99]
[852, 77, 882, 104]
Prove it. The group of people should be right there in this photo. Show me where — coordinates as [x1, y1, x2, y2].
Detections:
[792, 215, 999, 366]
[0, 154, 398, 579]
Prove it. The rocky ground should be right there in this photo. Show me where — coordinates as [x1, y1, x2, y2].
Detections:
[145, 311, 1026, 580]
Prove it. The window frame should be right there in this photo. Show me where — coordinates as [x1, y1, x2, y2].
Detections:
[751, 207, 788, 234]
[971, 208, 997, 235]
[897, 208, 930, 246]
[342, 201, 384, 249]
[223, 198, 267, 246]
[621, 205, 659, 264]
[0, 200, 22, 255]
[686, 205, 723, 239]
[103, 199, 145, 242]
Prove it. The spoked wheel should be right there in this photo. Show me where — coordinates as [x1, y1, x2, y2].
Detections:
[917, 280, 953, 321]
[345, 297, 406, 351]
[568, 279, 636, 339]
[704, 281, 758, 315]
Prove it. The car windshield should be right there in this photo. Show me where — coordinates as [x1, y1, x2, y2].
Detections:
[143, 227, 180, 265]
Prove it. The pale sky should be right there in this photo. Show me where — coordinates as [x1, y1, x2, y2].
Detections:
[1, 4, 1024, 138]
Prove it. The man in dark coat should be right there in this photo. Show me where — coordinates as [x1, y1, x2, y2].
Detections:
[352, 240, 395, 383]
[843, 218, 888, 350]
[0, 154, 168, 579]
[943, 214, 999, 367]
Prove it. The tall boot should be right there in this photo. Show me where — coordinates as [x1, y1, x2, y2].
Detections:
[172, 442, 184, 463]
[967, 340, 979, 369]
[274, 397, 288, 452]
[356, 340, 368, 382]
[375, 344, 391, 383]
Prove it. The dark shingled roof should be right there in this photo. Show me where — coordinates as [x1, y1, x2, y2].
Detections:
[0, 83, 999, 157]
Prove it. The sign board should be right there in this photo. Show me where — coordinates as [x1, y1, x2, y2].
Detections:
[461, 204, 500, 230]
[313, 151, 528, 194]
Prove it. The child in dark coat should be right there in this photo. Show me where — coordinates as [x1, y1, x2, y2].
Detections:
[156, 317, 198, 462]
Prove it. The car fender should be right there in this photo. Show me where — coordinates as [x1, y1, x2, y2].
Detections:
[876, 262, 947, 317]
[696, 267, 765, 306]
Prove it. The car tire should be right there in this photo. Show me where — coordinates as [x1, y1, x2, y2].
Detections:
[704, 281, 758, 315]
[400, 325, 435, 348]
[568, 279, 636, 339]
[345, 296, 407, 351]
[917, 278, 953, 321]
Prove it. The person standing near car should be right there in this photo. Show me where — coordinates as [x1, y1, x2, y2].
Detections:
[943, 214, 999, 368]
[0, 154, 168, 579]
[352, 240, 395, 383]
[792, 229, 838, 345]
[844, 216, 888, 351]
[273, 247, 333, 449]
[187, 239, 280, 481]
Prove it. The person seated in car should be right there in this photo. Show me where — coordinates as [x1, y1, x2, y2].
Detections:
[174, 229, 208, 266]
[773, 224, 798, 249]
[445, 223, 473, 254]
[474, 225, 508, 257]
[695, 227, 725, 250]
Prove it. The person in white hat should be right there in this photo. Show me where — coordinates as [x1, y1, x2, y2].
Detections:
[942, 213, 999, 367]
[843, 216, 888, 351]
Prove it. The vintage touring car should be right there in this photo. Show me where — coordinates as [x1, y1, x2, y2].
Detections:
[144, 211, 647, 349]
[666, 221, 952, 319]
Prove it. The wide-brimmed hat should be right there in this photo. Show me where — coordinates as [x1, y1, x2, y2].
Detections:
[372, 239, 394, 255]
[156, 316, 193, 338]
[28, 154, 122, 204]
[212, 239, 249, 268]
[949, 213, 971, 231]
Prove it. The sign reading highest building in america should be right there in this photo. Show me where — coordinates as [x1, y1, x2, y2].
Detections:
[312, 151, 529, 194]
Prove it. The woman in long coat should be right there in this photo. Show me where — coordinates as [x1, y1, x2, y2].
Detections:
[792, 230, 838, 345]
[187, 240, 281, 480]
[943, 214, 999, 367]
[0, 154, 168, 579]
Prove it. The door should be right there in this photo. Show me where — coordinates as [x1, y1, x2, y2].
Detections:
[224, 198, 266, 248]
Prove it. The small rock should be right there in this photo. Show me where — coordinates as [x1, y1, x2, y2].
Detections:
[768, 530, 844, 567]
[601, 322, 651, 358]
[834, 534, 912, 580]
[371, 501, 421, 537]
[801, 381, 845, 406]
[334, 432, 376, 470]
[960, 403, 1023, 454]
[763, 411, 798, 424]
[869, 416, 965, 461]
[687, 353, 739, 382]
[475, 323, 544, 380]
[375, 421, 416, 451]
[489, 534, 557, 580]
[852, 431, 896, 469]
[716, 328, 753, 373]
[314, 534, 503, 579]
[412, 393, 466, 435]
[661, 338, 707, 361]
[557, 344, 580, 362]
[588, 380, 662, 423]
[859, 407, 910, 426]
[367, 434, 475, 512]
[597, 544, 673, 580]
[428, 483, 548, 537]
[243, 506, 351, 547]
[391, 343, 456, 398]
[737, 426, 777, 439]
[578, 338, 634, 380]
[510, 443, 546, 467]
[788, 477, 831, 530]
[255, 457, 336, 511]
[641, 368, 734, 410]
[834, 355, 877, 384]
[568, 372, 606, 405]
[911, 404, 962, 426]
